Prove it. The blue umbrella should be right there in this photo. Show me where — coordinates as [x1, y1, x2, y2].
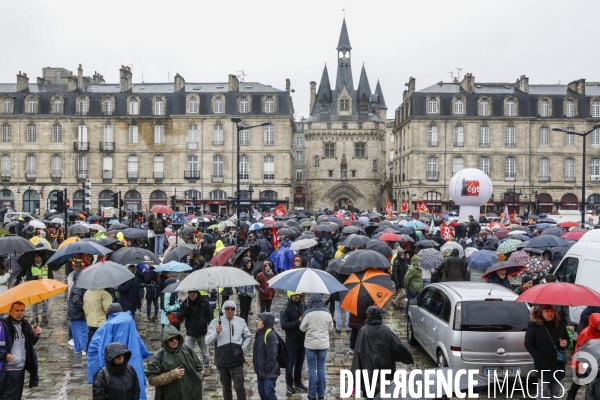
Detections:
[108, 220, 120, 225]
[249, 222, 264, 231]
[539, 218, 557, 224]
[404, 220, 425, 229]
[267, 268, 347, 294]
[536, 223, 552, 230]
[154, 261, 193, 273]
[47, 240, 113, 265]
[510, 234, 531, 242]
[467, 250, 499, 270]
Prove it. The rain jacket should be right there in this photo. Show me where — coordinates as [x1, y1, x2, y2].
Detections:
[83, 289, 114, 328]
[256, 262, 276, 301]
[404, 257, 423, 293]
[252, 313, 280, 379]
[161, 291, 180, 325]
[236, 257, 256, 298]
[175, 294, 213, 338]
[524, 308, 568, 379]
[67, 271, 86, 321]
[351, 306, 414, 396]
[146, 324, 203, 400]
[205, 300, 252, 368]
[485, 272, 513, 290]
[392, 255, 408, 289]
[253, 252, 269, 278]
[2, 316, 39, 387]
[335, 245, 346, 258]
[92, 342, 140, 400]
[309, 251, 324, 270]
[280, 293, 306, 343]
[270, 240, 294, 273]
[214, 240, 225, 255]
[117, 277, 143, 314]
[300, 293, 333, 350]
[87, 309, 151, 399]
[438, 249, 467, 282]
[573, 313, 600, 371]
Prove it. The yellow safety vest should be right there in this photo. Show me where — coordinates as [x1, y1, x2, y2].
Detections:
[30, 265, 49, 280]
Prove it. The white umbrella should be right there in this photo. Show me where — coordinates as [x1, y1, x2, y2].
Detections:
[440, 242, 464, 258]
[290, 239, 318, 251]
[29, 220, 46, 229]
[75, 261, 135, 290]
[50, 217, 63, 224]
[87, 224, 107, 232]
[464, 247, 479, 258]
[176, 266, 258, 292]
[508, 230, 528, 236]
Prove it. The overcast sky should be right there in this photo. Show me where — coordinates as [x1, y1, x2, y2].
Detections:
[1, 0, 599, 120]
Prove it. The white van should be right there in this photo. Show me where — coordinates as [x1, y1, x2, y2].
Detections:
[552, 229, 600, 324]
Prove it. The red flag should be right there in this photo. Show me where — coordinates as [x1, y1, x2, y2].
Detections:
[274, 204, 286, 217]
[441, 222, 452, 241]
[401, 200, 408, 213]
[510, 211, 516, 224]
[421, 202, 429, 214]
[273, 227, 280, 249]
[385, 200, 393, 218]
[351, 212, 356, 221]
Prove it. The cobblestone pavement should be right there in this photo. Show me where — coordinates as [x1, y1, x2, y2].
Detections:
[20, 270, 584, 399]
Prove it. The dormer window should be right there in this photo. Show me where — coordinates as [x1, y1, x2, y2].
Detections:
[28, 98, 37, 114]
[129, 98, 139, 115]
[265, 96, 274, 113]
[540, 99, 549, 117]
[214, 96, 223, 113]
[2, 98, 11, 114]
[359, 94, 369, 111]
[340, 99, 349, 111]
[240, 97, 249, 113]
[479, 98, 489, 116]
[427, 97, 438, 114]
[566, 100, 575, 117]
[319, 96, 329, 112]
[155, 98, 164, 116]
[189, 97, 198, 113]
[505, 99, 515, 116]
[454, 99, 464, 115]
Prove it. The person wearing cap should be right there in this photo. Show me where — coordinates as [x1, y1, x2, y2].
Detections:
[26, 253, 53, 324]
[514, 275, 533, 295]
[205, 300, 252, 400]
[280, 291, 307, 394]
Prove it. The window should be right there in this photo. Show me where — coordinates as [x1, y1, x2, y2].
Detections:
[103, 125, 113, 147]
[154, 125, 164, 144]
[592, 128, 600, 145]
[26, 124, 36, 142]
[566, 100, 575, 117]
[320, 97, 329, 112]
[240, 97, 249, 113]
[265, 96, 274, 113]
[505, 157, 515, 180]
[592, 158, 600, 176]
[540, 158, 549, 180]
[52, 124, 62, 142]
[28, 98, 36, 113]
[478, 157, 490, 175]
[213, 156, 223, 179]
[454, 99, 464, 115]
[239, 128, 249, 145]
[593, 100, 600, 118]
[354, 142, 366, 157]
[454, 125, 464, 146]
[105, 98, 113, 115]
[210, 190, 227, 200]
[78, 98, 87, 115]
[324, 143, 335, 157]
[27, 155, 38, 177]
[51, 155, 62, 178]
[428, 125, 438, 146]
[540, 127, 549, 145]
[77, 155, 87, 179]
[479, 125, 489, 147]
[214, 97, 223, 113]
[130, 98, 139, 115]
[340, 99, 349, 111]
[505, 126, 516, 147]
[239, 155, 249, 180]
[52, 98, 62, 114]
[153, 156, 163, 179]
[187, 124, 198, 149]
[351, 170, 356, 177]
[155, 99, 164, 116]
[264, 125, 274, 145]
[565, 159, 575, 180]
[296, 169, 303, 181]
[479, 99, 489, 116]
[540, 99, 549, 117]
[1, 125, 10, 142]
[213, 124, 224, 145]
[77, 125, 87, 148]
[389, 150, 394, 162]
[128, 125, 138, 144]
[428, 98, 437, 114]
[189, 97, 198, 114]
[565, 128, 575, 146]
[187, 155, 198, 178]
[390, 134, 395, 143]
[296, 151, 304, 162]
[128, 156, 138, 179]
[0, 155, 10, 177]
[452, 157, 463, 175]
[103, 156, 113, 179]
[2, 98, 10, 113]
[295, 136, 303, 146]
[263, 155, 275, 180]
[426, 156, 438, 179]
[328, 170, 333, 177]
[505, 99, 515, 116]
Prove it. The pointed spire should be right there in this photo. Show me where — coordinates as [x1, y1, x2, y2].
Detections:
[375, 79, 387, 109]
[312, 63, 332, 115]
[336, 18, 352, 52]
[357, 64, 372, 101]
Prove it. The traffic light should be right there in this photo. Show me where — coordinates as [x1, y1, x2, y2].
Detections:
[83, 180, 92, 211]
[112, 192, 119, 208]
[170, 195, 176, 209]
[56, 191, 64, 213]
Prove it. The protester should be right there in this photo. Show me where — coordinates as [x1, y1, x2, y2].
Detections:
[92, 342, 140, 400]
[309, 251, 324, 270]
[205, 300, 252, 400]
[117, 266, 144, 319]
[236, 257, 256, 324]
[175, 290, 213, 371]
[280, 291, 308, 394]
[485, 268, 513, 290]
[544, 274, 575, 331]
[146, 325, 204, 400]
[391, 251, 409, 309]
[67, 262, 88, 355]
[255, 260, 276, 313]
[83, 288, 113, 350]
[514, 275, 533, 295]
[144, 265, 160, 322]
[26, 253, 53, 324]
[253, 313, 280, 400]
[437, 248, 467, 282]
[404, 256, 423, 317]
[153, 213, 167, 256]
[300, 293, 334, 400]
[467, 215, 481, 246]
[160, 278, 181, 330]
[253, 252, 269, 277]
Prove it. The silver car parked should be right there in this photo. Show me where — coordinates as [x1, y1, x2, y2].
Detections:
[406, 282, 534, 379]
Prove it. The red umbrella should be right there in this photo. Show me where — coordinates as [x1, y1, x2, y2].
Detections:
[378, 233, 401, 242]
[211, 246, 237, 266]
[341, 219, 353, 226]
[150, 205, 174, 215]
[494, 229, 509, 239]
[562, 231, 586, 241]
[516, 282, 600, 306]
[559, 221, 579, 229]
[165, 230, 176, 237]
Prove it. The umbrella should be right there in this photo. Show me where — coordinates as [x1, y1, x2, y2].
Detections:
[483, 261, 526, 279]
[122, 229, 148, 239]
[539, 218, 557, 224]
[328, 250, 391, 275]
[87, 215, 102, 222]
[108, 219, 120, 225]
[516, 282, 600, 306]
[559, 221, 580, 229]
[464, 247, 478, 258]
[57, 236, 80, 249]
[340, 269, 393, 315]
[154, 261, 193, 273]
[162, 243, 196, 263]
[508, 234, 531, 242]
[211, 246, 238, 266]
[29, 236, 52, 249]
[68, 224, 90, 235]
[249, 222, 264, 231]
[522, 256, 553, 281]
[47, 240, 113, 265]
[0, 279, 67, 314]
[439, 241, 464, 258]
[342, 226, 360, 234]
[218, 221, 235, 228]
[17, 248, 56, 270]
[536, 223, 552, 231]
[466, 250, 499, 270]
[497, 239, 521, 254]
[562, 231, 585, 241]
[526, 235, 569, 249]
[0, 236, 36, 255]
[87, 224, 107, 232]
[29, 220, 46, 229]
[277, 228, 298, 238]
[109, 223, 129, 230]
[75, 261, 135, 290]
[378, 233, 401, 242]
[178, 225, 196, 235]
[274, 221, 288, 229]
[4, 221, 18, 229]
[97, 237, 120, 248]
[365, 240, 393, 258]
[542, 228, 564, 237]
[314, 223, 338, 232]
[508, 250, 530, 264]
[399, 234, 415, 243]
[177, 266, 258, 292]
[404, 220, 425, 229]
[414, 240, 440, 249]
[300, 221, 315, 229]
[494, 229, 509, 239]
[161, 279, 180, 295]
[150, 205, 174, 215]
[108, 247, 161, 265]
[286, 220, 300, 228]
[267, 268, 347, 294]
[341, 235, 370, 249]
[417, 248, 444, 270]
[290, 239, 318, 251]
[295, 232, 318, 241]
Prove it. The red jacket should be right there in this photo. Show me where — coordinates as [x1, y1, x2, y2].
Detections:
[255, 265, 275, 301]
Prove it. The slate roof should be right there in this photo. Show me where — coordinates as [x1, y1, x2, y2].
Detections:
[374, 80, 387, 110]
[336, 18, 352, 52]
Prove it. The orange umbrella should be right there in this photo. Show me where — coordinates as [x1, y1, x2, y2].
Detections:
[340, 268, 394, 315]
[0, 279, 67, 314]
[58, 236, 80, 249]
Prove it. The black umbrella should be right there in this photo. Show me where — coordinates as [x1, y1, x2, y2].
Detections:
[342, 226, 360, 234]
[365, 240, 394, 258]
[286, 220, 300, 227]
[274, 221, 287, 228]
[0, 235, 36, 255]
[97, 237, 120, 248]
[68, 224, 90, 235]
[163, 243, 196, 263]
[326, 216, 344, 227]
[87, 215, 102, 222]
[230, 245, 261, 267]
[108, 247, 161, 265]
[483, 261, 526, 279]
[122, 228, 149, 239]
[328, 250, 391, 275]
[17, 248, 56, 270]
[161, 278, 180, 295]
[276, 228, 300, 239]
[526, 235, 568, 249]
[414, 240, 441, 249]
[179, 225, 196, 234]
[341, 234, 370, 249]
[109, 223, 129, 230]
[295, 232, 317, 241]
[314, 223, 338, 232]
[365, 225, 379, 236]
[4, 221, 18, 229]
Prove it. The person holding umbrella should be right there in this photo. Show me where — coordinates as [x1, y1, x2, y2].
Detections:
[484, 268, 513, 290]
[153, 213, 167, 257]
[25, 252, 53, 324]
[403, 256, 423, 317]
[280, 291, 308, 395]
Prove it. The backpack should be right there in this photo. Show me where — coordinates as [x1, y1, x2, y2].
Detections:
[101, 364, 134, 389]
[153, 219, 165, 234]
[264, 328, 289, 369]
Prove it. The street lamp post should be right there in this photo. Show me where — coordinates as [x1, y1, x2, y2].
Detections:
[552, 124, 600, 228]
[231, 118, 271, 244]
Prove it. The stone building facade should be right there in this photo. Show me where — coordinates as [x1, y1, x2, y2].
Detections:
[0, 65, 295, 215]
[393, 74, 600, 215]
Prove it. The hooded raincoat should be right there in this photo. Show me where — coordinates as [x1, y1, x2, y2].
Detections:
[252, 312, 280, 379]
[92, 342, 140, 400]
[299, 293, 333, 350]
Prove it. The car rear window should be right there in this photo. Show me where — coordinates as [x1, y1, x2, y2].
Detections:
[461, 301, 529, 332]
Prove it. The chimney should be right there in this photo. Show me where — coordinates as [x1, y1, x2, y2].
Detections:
[119, 65, 132, 92]
[309, 81, 317, 113]
[568, 79, 586, 95]
[516, 75, 529, 93]
[228, 74, 239, 92]
[407, 77, 416, 96]
[459, 73, 475, 93]
[286, 79, 291, 93]
[67, 71, 77, 92]
[174, 73, 186, 92]
[93, 71, 105, 84]
[77, 64, 83, 90]
[16, 71, 29, 92]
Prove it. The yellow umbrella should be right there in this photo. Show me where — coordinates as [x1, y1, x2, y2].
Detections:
[0, 279, 67, 314]
[58, 236, 80, 249]
[30, 237, 52, 249]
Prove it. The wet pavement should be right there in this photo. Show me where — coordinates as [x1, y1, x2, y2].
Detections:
[20, 270, 584, 399]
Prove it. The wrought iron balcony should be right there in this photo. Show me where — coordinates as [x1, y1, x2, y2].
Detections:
[76, 169, 87, 179]
[100, 142, 115, 151]
[102, 170, 113, 179]
[212, 175, 224, 183]
[426, 172, 439, 181]
[564, 176, 576, 182]
[154, 171, 164, 179]
[184, 171, 200, 179]
[73, 142, 89, 151]
[539, 176, 550, 182]
[127, 171, 138, 179]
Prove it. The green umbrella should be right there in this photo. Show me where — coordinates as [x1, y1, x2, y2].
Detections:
[207, 224, 221, 230]
[497, 239, 521, 254]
